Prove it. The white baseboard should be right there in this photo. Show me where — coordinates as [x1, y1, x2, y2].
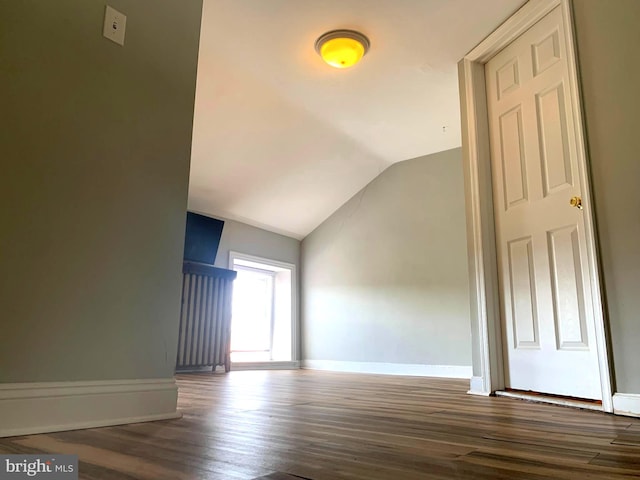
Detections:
[301, 360, 472, 378]
[613, 393, 640, 418]
[0, 378, 180, 438]
[231, 361, 300, 371]
[467, 376, 491, 396]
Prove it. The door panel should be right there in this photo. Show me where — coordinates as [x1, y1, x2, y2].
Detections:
[507, 236, 539, 348]
[536, 83, 573, 195]
[497, 58, 520, 99]
[499, 106, 528, 209]
[486, 6, 601, 399]
[547, 226, 588, 349]
[532, 30, 561, 76]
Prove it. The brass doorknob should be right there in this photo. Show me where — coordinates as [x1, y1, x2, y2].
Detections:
[570, 196, 583, 210]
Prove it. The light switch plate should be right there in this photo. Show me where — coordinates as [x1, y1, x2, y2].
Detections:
[103, 5, 126, 46]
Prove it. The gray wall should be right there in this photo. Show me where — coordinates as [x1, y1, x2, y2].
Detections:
[573, 0, 640, 394]
[301, 149, 472, 366]
[211, 218, 301, 269]
[0, 0, 203, 383]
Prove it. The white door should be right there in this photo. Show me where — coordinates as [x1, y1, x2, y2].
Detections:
[486, 6, 601, 399]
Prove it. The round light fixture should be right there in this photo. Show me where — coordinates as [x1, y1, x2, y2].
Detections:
[315, 30, 370, 69]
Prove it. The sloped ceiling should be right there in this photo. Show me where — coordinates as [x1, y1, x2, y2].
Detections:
[189, 0, 527, 239]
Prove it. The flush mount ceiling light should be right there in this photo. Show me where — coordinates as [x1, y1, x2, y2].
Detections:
[315, 29, 370, 69]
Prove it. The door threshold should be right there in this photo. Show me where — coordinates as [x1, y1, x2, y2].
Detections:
[495, 390, 603, 411]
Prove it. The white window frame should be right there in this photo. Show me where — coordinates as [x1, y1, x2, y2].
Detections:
[229, 251, 299, 369]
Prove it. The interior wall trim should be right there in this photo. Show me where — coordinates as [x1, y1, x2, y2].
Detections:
[468, 376, 491, 396]
[0, 378, 180, 438]
[301, 360, 472, 379]
[613, 393, 640, 418]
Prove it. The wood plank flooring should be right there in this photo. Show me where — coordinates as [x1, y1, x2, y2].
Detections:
[1, 370, 639, 479]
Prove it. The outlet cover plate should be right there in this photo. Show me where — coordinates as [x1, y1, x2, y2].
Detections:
[103, 5, 126, 46]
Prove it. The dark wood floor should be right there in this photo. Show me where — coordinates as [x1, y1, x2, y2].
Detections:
[1, 370, 640, 479]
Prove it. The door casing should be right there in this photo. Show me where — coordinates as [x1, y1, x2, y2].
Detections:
[459, 0, 613, 412]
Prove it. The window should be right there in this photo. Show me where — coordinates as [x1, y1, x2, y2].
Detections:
[229, 252, 297, 365]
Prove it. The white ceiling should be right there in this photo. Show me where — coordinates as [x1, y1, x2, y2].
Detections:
[189, 0, 526, 239]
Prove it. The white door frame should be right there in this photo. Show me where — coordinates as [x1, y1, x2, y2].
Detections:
[459, 0, 613, 411]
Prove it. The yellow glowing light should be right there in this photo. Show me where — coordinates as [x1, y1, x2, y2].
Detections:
[320, 37, 365, 68]
[315, 30, 370, 69]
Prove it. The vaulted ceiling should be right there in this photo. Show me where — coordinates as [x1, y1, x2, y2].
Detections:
[188, 0, 527, 239]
